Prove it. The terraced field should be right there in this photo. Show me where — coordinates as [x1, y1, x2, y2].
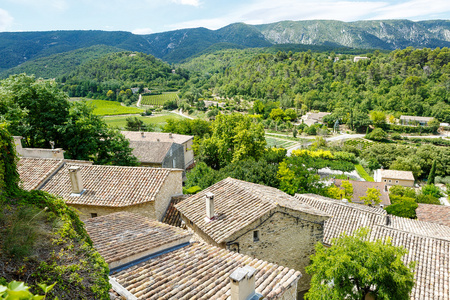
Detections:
[141, 92, 179, 106]
[265, 137, 297, 149]
[84, 100, 143, 116]
[103, 114, 185, 130]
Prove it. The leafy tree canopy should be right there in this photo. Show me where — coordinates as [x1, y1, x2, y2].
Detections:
[306, 228, 415, 300]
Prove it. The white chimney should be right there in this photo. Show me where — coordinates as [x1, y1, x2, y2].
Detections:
[68, 166, 84, 194]
[205, 192, 214, 220]
[230, 266, 257, 300]
[13, 136, 23, 154]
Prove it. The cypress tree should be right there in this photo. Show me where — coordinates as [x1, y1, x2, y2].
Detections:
[427, 160, 437, 184]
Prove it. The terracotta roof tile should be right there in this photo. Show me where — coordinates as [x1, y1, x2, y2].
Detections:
[41, 163, 176, 207]
[84, 212, 192, 265]
[128, 141, 173, 164]
[121, 131, 193, 144]
[295, 194, 450, 300]
[370, 226, 450, 300]
[112, 242, 301, 300]
[334, 179, 390, 206]
[176, 178, 329, 243]
[416, 204, 450, 227]
[17, 158, 64, 190]
[162, 195, 189, 228]
[378, 169, 415, 181]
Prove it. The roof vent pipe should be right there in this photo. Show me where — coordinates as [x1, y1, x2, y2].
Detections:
[230, 266, 258, 300]
[68, 166, 84, 195]
[205, 192, 214, 220]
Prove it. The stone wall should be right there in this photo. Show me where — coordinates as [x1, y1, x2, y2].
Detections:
[225, 207, 327, 293]
[162, 143, 185, 171]
[154, 170, 183, 221]
[278, 280, 299, 300]
[70, 202, 156, 221]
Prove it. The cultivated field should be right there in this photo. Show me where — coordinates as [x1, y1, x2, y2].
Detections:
[84, 100, 143, 116]
[141, 92, 179, 106]
[265, 137, 297, 149]
[103, 114, 185, 130]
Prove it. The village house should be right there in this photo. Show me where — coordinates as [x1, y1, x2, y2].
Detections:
[121, 131, 194, 171]
[295, 194, 450, 300]
[374, 169, 415, 187]
[175, 177, 330, 294]
[333, 179, 390, 206]
[353, 56, 369, 63]
[300, 112, 331, 127]
[399, 115, 434, 126]
[85, 212, 301, 300]
[17, 157, 183, 221]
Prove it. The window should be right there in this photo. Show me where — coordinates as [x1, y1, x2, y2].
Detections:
[383, 179, 387, 182]
[388, 180, 392, 183]
[395, 180, 399, 183]
[253, 230, 260, 242]
[91, 213, 98, 218]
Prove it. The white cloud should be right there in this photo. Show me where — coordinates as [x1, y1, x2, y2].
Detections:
[171, 0, 200, 7]
[132, 28, 154, 34]
[168, 0, 450, 31]
[0, 9, 14, 31]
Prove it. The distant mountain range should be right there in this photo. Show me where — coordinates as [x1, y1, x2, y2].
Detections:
[1, 19, 449, 71]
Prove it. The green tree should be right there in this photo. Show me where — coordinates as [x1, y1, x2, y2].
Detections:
[421, 184, 443, 199]
[365, 128, 387, 141]
[369, 111, 386, 128]
[197, 113, 266, 169]
[427, 160, 437, 184]
[125, 116, 147, 131]
[359, 187, 381, 205]
[269, 108, 286, 121]
[306, 228, 415, 300]
[385, 198, 418, 219]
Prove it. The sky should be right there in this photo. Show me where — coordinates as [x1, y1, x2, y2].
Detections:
[1, 0, 450, 34]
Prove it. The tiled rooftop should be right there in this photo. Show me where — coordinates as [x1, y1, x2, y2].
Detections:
[84, 212, 192, 266]
[295, 194, 450, 300]
[41, 163, 175, 207]
[112, 242, 301, 300]
[416, 204, 450, 227]
[128, 140, 173, 164]
[370, 225, 449, 300]
[176, 178, 329, 243]
[379, 169, 415, 181]
[17, 158, 64, 190]
[121, 131, 193, 145]
[400, 115, 434, 122]
[334, 179, 390, 206]
[162, 195, 189, 228]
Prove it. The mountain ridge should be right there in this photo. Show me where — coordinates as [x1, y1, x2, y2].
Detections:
[1, 19, 449, 70]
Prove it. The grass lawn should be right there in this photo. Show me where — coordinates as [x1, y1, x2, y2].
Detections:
[103, 114, 186, 130]
[355, 164, 375, 181]
[84, 99, 144, 116]
[265, 137, 297, 149]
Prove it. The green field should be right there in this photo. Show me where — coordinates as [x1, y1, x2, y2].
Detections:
[141, 92, 179, 106]
[265, 137, 297, 149]
[103, 114, 185, 130]
[84, 100, 143, 116]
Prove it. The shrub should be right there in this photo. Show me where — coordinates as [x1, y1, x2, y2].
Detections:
[184, 186, 202, 194]
[421, 184, 443, 199]
[416, 194, 440, 205]
[385, 198, 418, 218]
[366, 128, 388, 141]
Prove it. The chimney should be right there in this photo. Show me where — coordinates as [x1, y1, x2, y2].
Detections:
[230, 266, 257, 300]
[205, 192, 214, 220]
[49, 141, 55, 150]
[68, 166, 84, 194]
[13, 136, 23, 154]
[141, 132, 145, 138]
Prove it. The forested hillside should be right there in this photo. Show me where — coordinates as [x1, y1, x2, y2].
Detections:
[0, 45, 123, 79]
[197, 47, 450, 122]
[59, 52, 189, 98]
[1, 19, 450, 71]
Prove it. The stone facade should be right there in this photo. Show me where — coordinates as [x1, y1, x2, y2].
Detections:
[161, 143, 185, 171]
[14, 136, 64, 159]
[182, 139, 194, 169]
[153, 170, 183, 221]
[225, 207, 325, 292]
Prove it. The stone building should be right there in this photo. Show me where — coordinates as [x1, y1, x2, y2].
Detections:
[121, 131, 194, 171]
[18, 158, 183, 221]
[295, 194, 450, 300]
[333, 179, 390, 206]
[176, 177, 330, 294]
[374, 169, 415, 187]
[14, 136, 64, 159]
[85, 212, 301, 300]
